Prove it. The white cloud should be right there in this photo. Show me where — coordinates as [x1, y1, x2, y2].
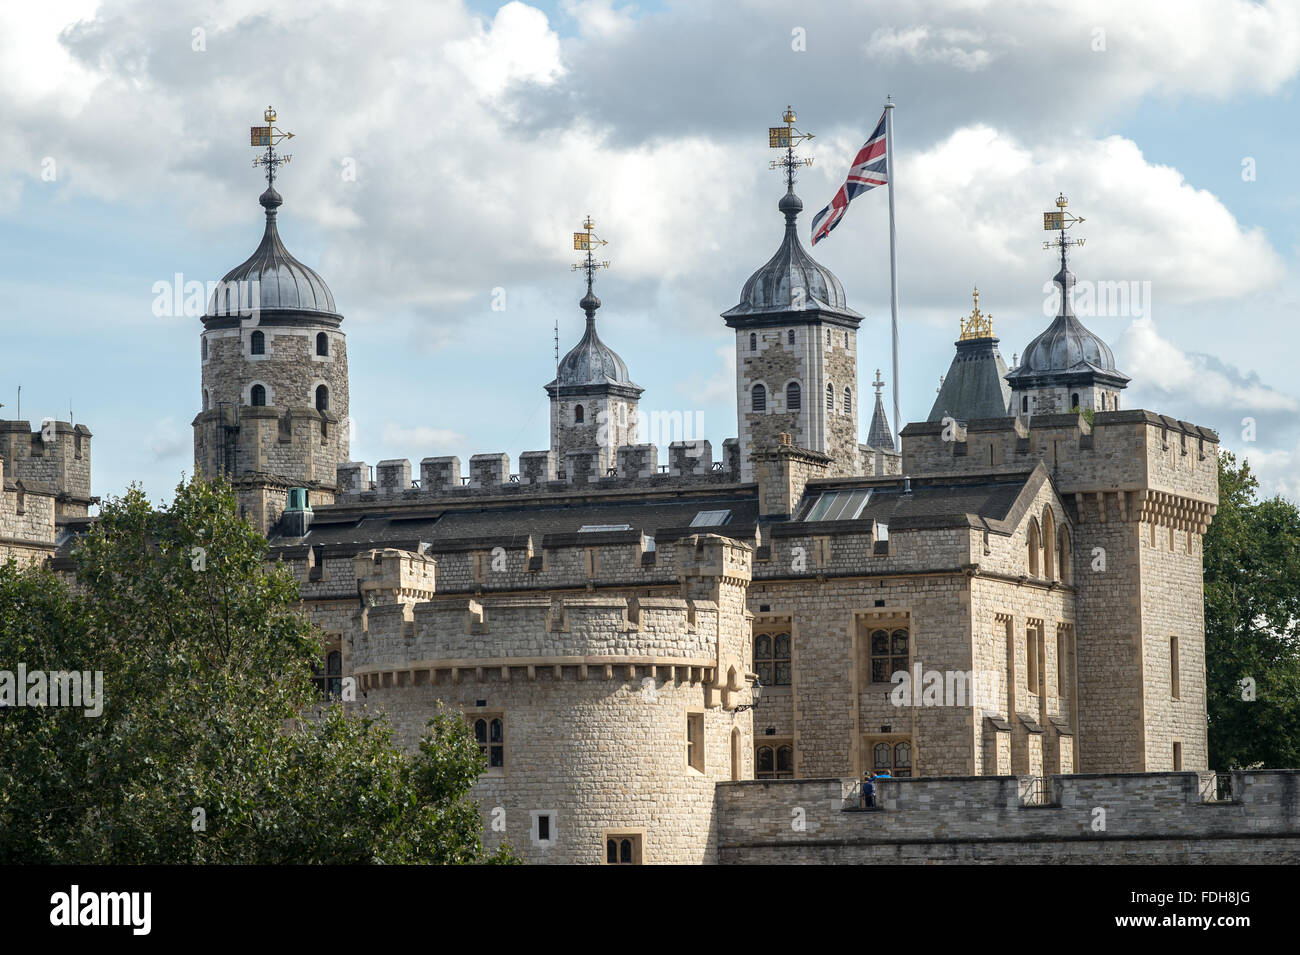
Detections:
[446, 1, 565, 99]
[148, 417, 189, 460]
[865, 26, 998, 72]
[378, 423, 467, 448]
[1119, 319, 1300, 414]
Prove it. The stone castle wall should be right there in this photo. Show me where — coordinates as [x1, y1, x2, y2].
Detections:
[736, 323, 859, 482]
[0, 457, 57, 565]
[0, 420, 93, 518]
[717, 771, 1300, 863]
[336, 536, 754, 864]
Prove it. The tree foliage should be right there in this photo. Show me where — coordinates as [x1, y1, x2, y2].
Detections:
[0, 478, 514, 863]
[1204, 451, 1300, 769]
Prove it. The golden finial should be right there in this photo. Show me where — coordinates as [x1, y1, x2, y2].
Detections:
[959, 286, 994, 340]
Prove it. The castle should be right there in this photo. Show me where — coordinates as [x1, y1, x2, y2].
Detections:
[7, 115, 1299, 865]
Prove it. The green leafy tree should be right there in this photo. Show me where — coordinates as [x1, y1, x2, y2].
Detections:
[0, 477, 514, 863]
[1204, 451, 1300, 769]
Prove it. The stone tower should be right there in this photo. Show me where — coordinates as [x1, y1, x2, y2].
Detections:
[723, 186, 863, 482]
[544, 225, 642, 476]
[192, 176, 350, 534]
[928, 288, 1012, 424]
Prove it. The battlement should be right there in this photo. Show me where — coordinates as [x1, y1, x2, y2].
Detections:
[0, 456, 58, 564]
[335, 438, 746, 502]
[0, 419, 94, 517]
[192, 405, 344, 491]
[717, 770, 1300, 863]
[348, 537, 751, 682]
[902, 410, 1219, 511]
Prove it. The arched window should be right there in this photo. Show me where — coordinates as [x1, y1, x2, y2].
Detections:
[787, 329, 795, 345]
[316, 332, 329, 356]
[1042, 508, 1056, 579]
[894, 742, 912, 776]
[825, 328, 831, 346]
[250, 330, 265, 355]
[619, 403, 626, 426]
[201, 337, 208, 361]
[754, 631, 791, 686]
[604, 834, 641, 864]
[786, 381, 801, 411]
[756, 744, 794, 779]
[250, 384, 266, 407]
[311, 650, 343, 700]
[1058, 525, 1073, 585]
[315, 385, 329, 412]
[872, 740, 913, 777]
[474, 717, 504, 769]
[1022, 396, 1029, 413]
[752, 384, 766, 412]
[202, 389, 210, 412]
[1071, 392, 1080, 409]
[869, 627, 909, 684]
[843, 331, 849, 348]
[1027, 517, 1041, 576]
[844, 387, 852, 415]
[731, 728, 741, 781]
[826, 382, 834, 411]
[749, 332, 757, 352]
[574, 404, 584, 423]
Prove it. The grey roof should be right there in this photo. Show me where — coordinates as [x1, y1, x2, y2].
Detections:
[790, 467, 1048, 535]
[269, 492, 758, 552]
[1005, 264, 1127, 386]
[552, 315, 638, 390]
[866, 387, 895, 449]
[206, 187, 338, 317]
[928, 337, 1012, 423]
[722, 190, 862, 322]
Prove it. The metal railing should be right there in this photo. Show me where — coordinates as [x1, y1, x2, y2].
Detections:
[1200, 773, 1234, 803]
[1021, 775, 1054, 807]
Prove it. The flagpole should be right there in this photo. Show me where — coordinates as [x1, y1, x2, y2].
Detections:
[884, 97, 901, 452]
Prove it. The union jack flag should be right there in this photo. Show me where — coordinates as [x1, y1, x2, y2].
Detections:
[811, 110, 888, 246]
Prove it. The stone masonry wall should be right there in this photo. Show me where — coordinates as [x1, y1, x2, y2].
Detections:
[717, 771, 1300, 863]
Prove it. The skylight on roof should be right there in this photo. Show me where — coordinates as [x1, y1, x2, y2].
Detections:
[805, 488, 872, 522]
[689, 509, 731, 527]
[578, 523, 632, 533]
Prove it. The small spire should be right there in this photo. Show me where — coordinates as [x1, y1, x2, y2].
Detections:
[867, 369, 895, 449]
[1042, 193, 1086, 319]
[768, 105, 814, 200]
[572, 215, 610, 322]
[250, 105, 294, 198]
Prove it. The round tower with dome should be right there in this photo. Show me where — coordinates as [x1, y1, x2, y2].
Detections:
[545, 217, 642, 476]
[192, 108, 350, 532]
[1005, 194, 1129, 416]
[723, 109, 864, 481]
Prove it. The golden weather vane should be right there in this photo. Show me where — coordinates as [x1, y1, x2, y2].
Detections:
[250, 105, 295, 189]
[959, 287, 994, 340]
[1042, 192, 1085, 269]
[571, 215, 610, 297]
[768, 105, 814, 190]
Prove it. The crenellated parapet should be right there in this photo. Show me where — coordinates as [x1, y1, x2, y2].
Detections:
[348, 534, 753, 700]
[333, 439, 746, 502]
[901, 410, 1219, 510]
[0, 419, 95, 518]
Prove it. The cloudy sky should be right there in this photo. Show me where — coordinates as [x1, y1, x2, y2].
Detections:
[2, 0, 1299, 505]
